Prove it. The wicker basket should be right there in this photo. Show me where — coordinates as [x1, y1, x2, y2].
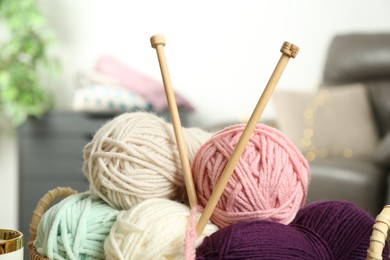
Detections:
[367, 205, 390, 260]
[28, 187, 389, 260]
[28, 187, 78, 260]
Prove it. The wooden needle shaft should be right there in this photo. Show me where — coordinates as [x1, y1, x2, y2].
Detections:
[151, 34, 198, 208]
[195, 41, 299, 236]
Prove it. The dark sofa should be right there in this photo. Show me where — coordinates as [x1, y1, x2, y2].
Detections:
[306, 33, 390, 217]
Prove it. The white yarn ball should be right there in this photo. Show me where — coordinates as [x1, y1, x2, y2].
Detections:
[83, 112, 212, 210]
[104, 198, 219, 260]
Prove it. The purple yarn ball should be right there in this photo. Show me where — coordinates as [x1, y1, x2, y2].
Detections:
[196, 220, 332, 259]
[291, 200, 388, 260]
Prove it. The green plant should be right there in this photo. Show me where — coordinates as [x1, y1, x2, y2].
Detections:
[0, 0, 59, 129]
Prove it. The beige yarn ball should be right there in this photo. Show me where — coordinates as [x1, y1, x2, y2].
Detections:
[83, 112, 212, 210]
[104, 198, 219, 260]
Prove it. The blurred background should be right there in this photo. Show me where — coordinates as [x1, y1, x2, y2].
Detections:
[1, 0, 390, 232]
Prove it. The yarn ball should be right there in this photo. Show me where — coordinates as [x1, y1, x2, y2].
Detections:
[196, 220, 332, 259]
[83, 112, 212, 210]
[34, 191, 119, 259]
[291, 200, 389, 260]
[104, 198, 219, 260]
[192, 124, 309, 228]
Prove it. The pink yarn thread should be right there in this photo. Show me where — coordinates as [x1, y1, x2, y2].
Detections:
[184, 206, 200, 260]
[192, 124, 310, 228]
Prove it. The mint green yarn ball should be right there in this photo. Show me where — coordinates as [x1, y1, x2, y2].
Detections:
[34, 191, 119, 260]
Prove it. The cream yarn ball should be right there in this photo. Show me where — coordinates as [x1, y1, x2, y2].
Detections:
[83, 112, 212, 210]
[104, 198, 219, 260]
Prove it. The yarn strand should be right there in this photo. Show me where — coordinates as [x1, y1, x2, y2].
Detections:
[184, 206, 200, 260]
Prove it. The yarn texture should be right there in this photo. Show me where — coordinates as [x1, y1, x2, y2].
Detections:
[184, 206, 200, 260]
[34, 191, 119, 260]
[196, 220, 332, 259]
[83, 112, 212, 210]
[104, 198, 218, 260]
[291, 200, 389, 260]
[192, 124, 310, 228]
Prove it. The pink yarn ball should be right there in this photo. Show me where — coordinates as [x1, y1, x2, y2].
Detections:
[192, 124, 310, 228]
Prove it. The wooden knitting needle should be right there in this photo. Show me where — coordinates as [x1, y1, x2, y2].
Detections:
[151, 34, 198, 208]
[196, 41, 299, 235]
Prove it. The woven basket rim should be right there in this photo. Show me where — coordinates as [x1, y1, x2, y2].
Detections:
[29, 242, 49, 260]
